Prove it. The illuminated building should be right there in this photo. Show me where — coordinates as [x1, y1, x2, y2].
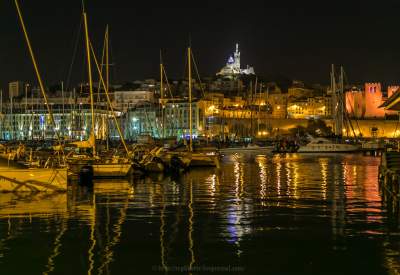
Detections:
[0, 102, 110, 140]
[287, 96, 332, 119]
[345, 83, 398, 119]
[216, 44, 255, 79]
[126, 100, 204, 139]
[8, 81, 25, 99]
[113, 90, 154, 112]
[288, 81, 315, 99]
[267, 93, 288, 118]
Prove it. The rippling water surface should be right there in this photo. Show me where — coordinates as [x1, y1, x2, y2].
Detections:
[0, 153, 400, 274]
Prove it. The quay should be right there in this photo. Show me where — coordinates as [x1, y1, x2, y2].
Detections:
[379, 152, 400, 205]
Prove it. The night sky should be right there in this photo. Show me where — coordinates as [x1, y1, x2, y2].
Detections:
[1, 0, 400, 91]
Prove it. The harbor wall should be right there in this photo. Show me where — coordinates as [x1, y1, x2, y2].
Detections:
[223, 118, 400, 138]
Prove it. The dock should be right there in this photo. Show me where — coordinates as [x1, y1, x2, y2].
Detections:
[379, 152, 400, 201]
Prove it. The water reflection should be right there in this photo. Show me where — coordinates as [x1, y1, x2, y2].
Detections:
[0, 154, 399, 274]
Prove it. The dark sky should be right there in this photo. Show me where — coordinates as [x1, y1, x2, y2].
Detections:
[1, 0, 400, 91]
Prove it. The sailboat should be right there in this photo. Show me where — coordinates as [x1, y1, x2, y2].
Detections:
[177, 47, 220, 168]
[297, 65, 360, 153]
[66, 12, 132, 178]
[0, 0, 68, 192]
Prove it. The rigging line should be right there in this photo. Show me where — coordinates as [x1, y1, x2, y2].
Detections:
[162, 66, 174, 100]
[14, 0, 63, 153]
[66, 14, 83, 92]
[96, 26, 107, 104]
[190, 49, 205, 98]
[90, 41, 129, 155]
[182, 48, 188, 84]
[109, 35, 117, 85]
[162, 65, 177, 135]
[342, 69, 362, 135]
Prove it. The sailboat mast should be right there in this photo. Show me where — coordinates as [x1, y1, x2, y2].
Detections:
[105, 25, 109, 151]
[331, 64, 337, 136]
[188, 47, 193, 152]
[83, 12, 96, 156]
[160, 50, 165, 139]
[105, 25, 109, 93]
[89, 42, 130, 155]
[339, 66, 344, 137]
[14, 0, 61, 145]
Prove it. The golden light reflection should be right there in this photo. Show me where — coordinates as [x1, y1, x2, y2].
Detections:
[285, 162, 292, 197]
[319, 158, 328, 200]
[276, 161, 282, 196]
[159, 184, 168, 273]
[188, 179, 195, 275]
[98, 197, 129, 275]
[88, 193, 96, 275]
[256, 156, 267, 203]
[43, 218, 68, 275]
[228, 159, 247, 256]
[0, 193, 67, 217]
[206, 174, 217, 200]
[291, 161, 299, 200]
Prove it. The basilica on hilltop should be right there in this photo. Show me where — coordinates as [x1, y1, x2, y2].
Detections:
[216, 44, 255, 79]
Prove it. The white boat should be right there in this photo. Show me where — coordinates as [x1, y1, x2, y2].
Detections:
[0, 167, 68, 192]
[219, 144, 274, 154]
[297, 137, 360, 153]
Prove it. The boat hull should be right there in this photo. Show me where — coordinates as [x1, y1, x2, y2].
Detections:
[68, 160, 132, 178]
[189, 154, 220, 168]
[297, 145, 360, 153]
[219, 146, 273, 154]
[92, 164, 132, 178]
[0, 168, 68, 192]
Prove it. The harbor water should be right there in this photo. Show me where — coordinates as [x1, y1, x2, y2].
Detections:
[0, 153, 400, 274]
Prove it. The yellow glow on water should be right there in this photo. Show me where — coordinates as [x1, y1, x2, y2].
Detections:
[43, 218, 68, 275]
[276, 161, 282, 196]
[188, 179, 195, 274]
[256, 156, 267, 202]
[88, 193, 96, 275]
[206, 174, 217, 198]
[285, 162, 292, 197]
[319, 158, 328, 200]
[160, 185, 168, 273]
[292, 161, 299, 200]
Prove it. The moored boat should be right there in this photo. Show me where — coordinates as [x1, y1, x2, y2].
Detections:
[0, 167, 68, 192]
[297, 137, 360, 153]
